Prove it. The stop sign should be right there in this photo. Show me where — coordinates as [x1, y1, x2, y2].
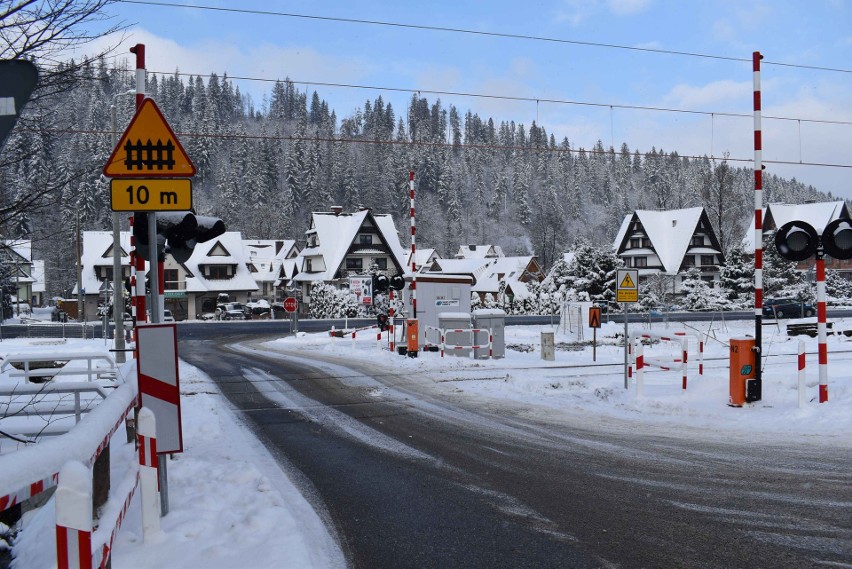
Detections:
[284, 297, 298, 313]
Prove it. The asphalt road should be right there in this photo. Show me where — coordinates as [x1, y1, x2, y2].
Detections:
[180, 331, 852, 569]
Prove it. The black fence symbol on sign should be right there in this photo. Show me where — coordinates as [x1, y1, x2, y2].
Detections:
[124, 138, 176, 171]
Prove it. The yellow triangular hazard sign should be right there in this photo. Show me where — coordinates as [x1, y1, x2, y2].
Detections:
[620, 273, 636, 288]
[103, 98, 195, 178]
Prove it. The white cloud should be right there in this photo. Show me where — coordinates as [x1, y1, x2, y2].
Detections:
[662, 80, 751, 109]
[606, 0, 651, 16]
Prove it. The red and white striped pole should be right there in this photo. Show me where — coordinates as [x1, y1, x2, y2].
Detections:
[635, 341, 644, 397]
[798, 339, 806, 408]
[137, 407, 161, 538]
[409, 170, 417, 318]
[55, 461, 93, 569]
[752, 51, 764, 401]
[388, 289, 395, 351]
[130, 44, 147, 325]
[816, 254, 829, 402]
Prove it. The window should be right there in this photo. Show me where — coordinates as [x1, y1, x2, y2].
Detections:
[634, 257, 647, 267]
[683, 257, 695, 267]
[642, 238, 651, 248]
[375, 258, 387, 270]
[346, 257, 363, 270]
[691, 235, 704, 246]
[701, 255, 715, 266]
[630, 238, 641, 248]
[305, 259, 313, 272]
[207, 265, 230, 279]
[100, 267, 113, 282]
[163, 269, 179, 290]
[359, 234, 372, 245]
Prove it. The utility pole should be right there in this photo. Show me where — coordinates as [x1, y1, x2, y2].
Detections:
[111, 104, 126, 362]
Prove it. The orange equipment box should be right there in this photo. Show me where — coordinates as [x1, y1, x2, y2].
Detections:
[729, 337, 756, 406]
[406, 318, 419, 357]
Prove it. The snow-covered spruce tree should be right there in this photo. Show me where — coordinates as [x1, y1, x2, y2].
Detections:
[308, 283, 357, 319]
[563, 238, 623, 304]
[719, 243, 754, 308]
[826, 270, 852, 304]
[762, 231, 813, 301]
[679, 267, 734, 311]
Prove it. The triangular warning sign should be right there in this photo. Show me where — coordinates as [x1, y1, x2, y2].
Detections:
[620, 273, 636, 288]
[103, 98, 195, 178]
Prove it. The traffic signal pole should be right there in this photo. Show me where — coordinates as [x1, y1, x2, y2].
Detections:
[130, 44, 148, 325]
[752, 51, 764, 401]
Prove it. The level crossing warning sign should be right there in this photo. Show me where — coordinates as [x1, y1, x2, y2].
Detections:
[103, 98, 195, 178]
[616, 269, 639, 303]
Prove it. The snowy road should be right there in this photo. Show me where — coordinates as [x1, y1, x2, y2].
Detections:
[180, 334, 852, 568]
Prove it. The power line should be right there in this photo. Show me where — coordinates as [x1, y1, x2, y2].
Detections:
[146, 69, 852, 127]
[35, 126, 852, 170]
[116, 0, 852, 74]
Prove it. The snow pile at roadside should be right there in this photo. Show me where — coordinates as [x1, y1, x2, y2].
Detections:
[265, 319, 852, 442]
[3, 343, 343, 569]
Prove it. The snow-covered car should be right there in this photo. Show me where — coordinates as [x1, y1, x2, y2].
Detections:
[222, 309, 246, 320]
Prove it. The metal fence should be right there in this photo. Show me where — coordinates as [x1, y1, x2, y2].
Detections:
[0, 323, 97, 341]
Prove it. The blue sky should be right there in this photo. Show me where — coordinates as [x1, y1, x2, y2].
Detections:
[82, 0, 852, 198]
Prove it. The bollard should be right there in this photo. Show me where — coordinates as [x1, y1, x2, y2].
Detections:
[798, 340, 806, 409]
[635, 341, 644, 398]
[137, 407, 160, 537]
[55, 461, 93, 569]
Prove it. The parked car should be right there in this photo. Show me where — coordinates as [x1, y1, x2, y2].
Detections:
[762, 298, 815, 319]
[163, 309, 176, 322]
[222, 309, 246, 320]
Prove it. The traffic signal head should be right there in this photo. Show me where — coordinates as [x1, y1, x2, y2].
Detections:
[822, 218, 852, 260]
[389, 274, 405, 291]
[376, 313, 389, 331]
[373, 273, 389, 293]
[132, 212, 226, 262]
[775, 221, 819, 262]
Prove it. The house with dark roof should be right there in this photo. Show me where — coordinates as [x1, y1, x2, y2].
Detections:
[613, 207, 725, 293]
[292, 207, 408, 299]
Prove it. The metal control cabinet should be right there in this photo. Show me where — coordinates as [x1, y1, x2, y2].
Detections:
[438, 312, 472, 358]
[472, 309, 506, 359]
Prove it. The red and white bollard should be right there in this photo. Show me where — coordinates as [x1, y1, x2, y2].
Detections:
[635, 341, 645, 398]
[137, 407, 160, 538]
[55, 461, 93, 569]
[798, 340, 806, 409]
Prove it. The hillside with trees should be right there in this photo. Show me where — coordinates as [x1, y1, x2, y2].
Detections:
[0, 61, 838, 298]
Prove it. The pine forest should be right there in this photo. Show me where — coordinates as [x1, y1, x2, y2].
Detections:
[0, 59, 838, 298]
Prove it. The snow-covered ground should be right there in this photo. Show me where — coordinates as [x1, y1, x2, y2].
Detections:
[2, 316, 851, 567]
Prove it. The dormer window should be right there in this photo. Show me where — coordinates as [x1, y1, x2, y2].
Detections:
[359, 234, 372, 245]
[691, 236, 704, 246]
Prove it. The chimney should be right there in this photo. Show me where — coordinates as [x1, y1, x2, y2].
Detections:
[331, 205, 343, 216]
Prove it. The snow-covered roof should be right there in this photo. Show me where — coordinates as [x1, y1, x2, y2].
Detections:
[2, 239, 32, 263]
[184, 232, 258, 293]
[78, 231, 132, 295]
[32, 260, 45, 293]
[471, 256, 538, 293]
[406, 247, 440, 271]
[293, 209, 407, 283]
[742, 202, 850, 249]
[243, 239, 298, 284]
[455, 244, 504, 259]
[426, 258, 494, 282]
[505, 279, 531, 299]
[615, 208, 705, 275]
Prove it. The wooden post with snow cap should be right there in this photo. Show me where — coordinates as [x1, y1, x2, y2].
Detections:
[55, 461, 93, 569]
[137, 407, 161, 537]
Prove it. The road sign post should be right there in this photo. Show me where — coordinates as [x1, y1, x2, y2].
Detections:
[284, 297, 298, 334]
[589, 306, 602, 361]
[616, 269, 639, 389]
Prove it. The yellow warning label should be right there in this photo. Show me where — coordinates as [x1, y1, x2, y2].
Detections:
[616, 269, 639, 303]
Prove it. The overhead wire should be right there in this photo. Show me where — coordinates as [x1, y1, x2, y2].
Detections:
[115, 0, 852, 74]
[31, 126, 852, 170]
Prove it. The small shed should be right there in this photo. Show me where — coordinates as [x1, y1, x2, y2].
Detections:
[403, 274, 472, 348]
